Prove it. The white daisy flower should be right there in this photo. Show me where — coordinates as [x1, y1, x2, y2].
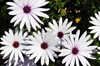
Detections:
[59, 30, 97, 66]
[5, 55, 37, 66]
[26, 29, 59, 66]
[46, 17, 76, 39]
[6, 0, 50, 32]
[88, 11, 100, 40]
[0, 27, 28, 66]
[17, 55, 37, 66]
[46, 17, 76, 47]
[97, 47, 100, 60]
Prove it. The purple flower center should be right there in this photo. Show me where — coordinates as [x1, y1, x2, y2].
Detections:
[72, 47, 79, 55]
[23, 6, 31, 13]
[41, 42, 48, 50]
[13, 41, 19, 48]
[57, 31, 64, 38]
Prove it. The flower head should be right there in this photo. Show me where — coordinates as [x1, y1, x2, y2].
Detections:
[46, 17, 76, 40]
[26, 29, 59, 66]
[46, 17, 76, 48]
[88, 11, 100, 40]
[17, 55, 37, 66]
[5, 55, 37, 66]
[0, 27, 28, 66]
[59, 30, 97, 66]
[6, 0, 49, 32]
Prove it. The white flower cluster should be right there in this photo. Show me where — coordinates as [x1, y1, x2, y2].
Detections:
[0, 0, 100, 66]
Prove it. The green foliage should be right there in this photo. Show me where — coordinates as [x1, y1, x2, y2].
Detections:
[1, 0, 100, 66]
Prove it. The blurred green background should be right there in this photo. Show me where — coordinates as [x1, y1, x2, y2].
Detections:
[1, 0, 100, 66]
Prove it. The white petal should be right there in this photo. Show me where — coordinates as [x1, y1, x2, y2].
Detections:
[90, 17, 100, 25]
[65, 27, 76, 33]
[78, 54, 91, 66]
[75, 30, 80, 46]
[61, 41, 71, 49]
[90, 29, 98, 33]
[62, 54, 72, 64]
[98, 47, 100, 50]
[6, 2, 16, 6]
[79, 52, 96, 59]
[32, 1, 49, 9]
[28, 14, 40, 30]
[13, 0, 23, 7]
[26, 15, 31, 32]
[45, 51, 49, 65]
[60, 49, 70, 53]
[70, 33, 75, 47]
[62, 21, 72, 32]
[17, 50, 24, 62]
[70, 56, 75, 66]
[45, 30, 53, 42]
[26, 41, 40, 45]
[62, 18, 68, 31]
[26, 47, 40, 54]
[7, 6, 22, 10]
[34, 50, 43, 63]
[76, 56, 79, 66]
[78, 31, 87, 47]
[89, 26, 100, 30]
[79, 40, 93, 49]
[29, 0, 38, 6]
[8, 29, 14, 40]
[3, 35, 13, 43]
[53, 19, 59, 30]
[9, 49, 15, 62]
[49, 46, 59, 52]
[47, 49, 55, 62]
[33, 11, 49, 18]
[1, 47, 12, 54]
[84, 35, 90, 42]
[23, 32, 28, 38]
[37, 31, 42, 40]
[41, 51, 45, 65]
[3, 48, 13, 59]
[49, 22, 58, 32]
[49, 50, 58, 58]
[10, 14, 21, 23]
[99, 35, 100, 40]
[33, 8, 50, 12]
[0, 41, 11, 46]
[94, 32, 100, 39]
[33, 32, 43, 43]
[14, 27, 18, 41]
[9, 10, 22, 15]
[95, 13, 100, 22]
[29, 49, 41, 59]
[64, 35, 73, 48]
[31, 13, 43, 24]
[20, 14, 26, 29]
[15, 49, 18, 64]
[80, 46, 97, 51]
[59, 51, 70, 57]
[14, 13, 24, 26]
[0, 46, 10, 50]
[59, 17, 62, 31]
[22, 0, 29, 6]
[42, 29, 46, 41]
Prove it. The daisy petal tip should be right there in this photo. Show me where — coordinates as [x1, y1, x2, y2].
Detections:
[98, 47, 100, 49]
[62, 61, 65, 64]
[98, 52, 100, 54]
[52, 59, 55, 62]
[46, 16, 49, 18]
[58, 54, 62, 57]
